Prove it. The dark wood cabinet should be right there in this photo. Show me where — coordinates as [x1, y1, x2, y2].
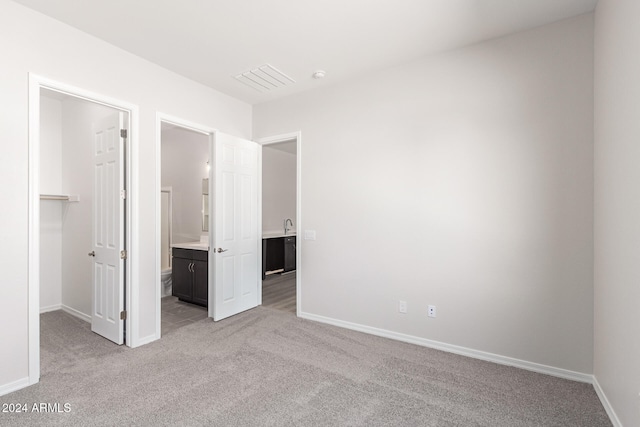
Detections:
[264, 238, 284, 273]
[172, 248, 208, 307]
[262, 236, 296, 279]
[284, 236, 296, 272]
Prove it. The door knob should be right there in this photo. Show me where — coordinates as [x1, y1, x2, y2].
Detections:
[88, 251, 95, 257]
[216, 248, 228, 253]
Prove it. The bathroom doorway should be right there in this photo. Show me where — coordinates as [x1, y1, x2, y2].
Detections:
[159, 120, 210, 335]
[156, 115, 263, 335]
[259, 133, 301, 316]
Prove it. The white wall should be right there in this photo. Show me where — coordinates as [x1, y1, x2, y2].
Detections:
[262, 146, 296, 233]
[593, 0, 640, 425]
[0, 0, 251, 395]
[161, 127, 209, 244]
[254, 15, 594, 374]
[39, 95, 63, 312]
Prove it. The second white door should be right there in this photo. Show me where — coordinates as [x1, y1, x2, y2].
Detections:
[212, 132, 260, 321]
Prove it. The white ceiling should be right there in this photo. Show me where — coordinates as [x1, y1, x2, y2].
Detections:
[13, 0, 598, 105]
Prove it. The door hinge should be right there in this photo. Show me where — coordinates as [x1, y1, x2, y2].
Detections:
[120, 250, 127, 260]
[120, 189, 126, 199]
[120, 310, 127, 320]
[120, 129, 128, 139]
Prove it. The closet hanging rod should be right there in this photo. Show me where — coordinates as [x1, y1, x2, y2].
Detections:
[40, 194, 80, 202]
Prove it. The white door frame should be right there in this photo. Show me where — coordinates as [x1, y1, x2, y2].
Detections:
[155, 114, 216, 333]
[257, 132, 302, 316]
[28, 74, 139, 385]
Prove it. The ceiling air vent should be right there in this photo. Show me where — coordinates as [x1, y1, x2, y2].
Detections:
[234, 64, 295, 92]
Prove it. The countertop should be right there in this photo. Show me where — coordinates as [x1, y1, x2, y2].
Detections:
[171, 241, 209, 251]
[262, 231, 296, 239]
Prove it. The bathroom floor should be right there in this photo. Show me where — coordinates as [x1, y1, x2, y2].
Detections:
[161, 296, 208, 336]
[160, 271, 296, 335]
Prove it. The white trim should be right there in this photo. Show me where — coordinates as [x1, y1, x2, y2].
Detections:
[299, 311, 594, 384]
[209, 131, 216, 319]
[0, 377, 30, 397]
[160, 186, 173, 271]
[127, 105, 140, 348]
[257, 146, 263, 306]
[39, 304, 62, 314]
[61, 305, 91, 323]
[208, 132, 215, 319]
[593, 376, 622, 427]
[28, 74, 41, 386]
[136, 333, 160, 347]
[155, 113, 216, 336]
[257, 132, 302, 316]
[28, 74, 140, 388]
[39, 304, 91, 323]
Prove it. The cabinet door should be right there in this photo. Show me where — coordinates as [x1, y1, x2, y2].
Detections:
[284, 237, 296, 272]
[192, 259, 208, 307]
[265, 237, 285, 272]
[172, 257, 193, 301]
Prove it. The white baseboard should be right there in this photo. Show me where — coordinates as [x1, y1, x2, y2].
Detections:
[299, 311, 593, 384]
[134, 333, 159, 348]
[40, 304, 62, 314]
[61, 305, 91, 323]
[0, 377, 30, 397]
[593, 376, 622, 427]
[39, 304, 90, 324]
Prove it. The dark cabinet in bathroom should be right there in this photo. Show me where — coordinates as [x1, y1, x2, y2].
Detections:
[172, 248, 208, 307]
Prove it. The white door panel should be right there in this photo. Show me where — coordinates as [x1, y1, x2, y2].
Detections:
[91, 112, 125, 344]
[213, 132, 260, 321]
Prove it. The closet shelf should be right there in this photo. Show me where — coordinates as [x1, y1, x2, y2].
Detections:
[40, 194, 80, 202]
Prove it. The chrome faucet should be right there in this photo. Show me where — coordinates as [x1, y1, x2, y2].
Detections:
[284, 218, 293, 234]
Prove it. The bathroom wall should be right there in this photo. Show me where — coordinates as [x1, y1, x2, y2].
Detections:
[39, 95, 63, 312]
[161, 126, 209, 244]
[262, 144, 296, 233]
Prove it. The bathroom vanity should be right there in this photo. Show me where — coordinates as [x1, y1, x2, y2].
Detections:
[171, 243, 208, 307]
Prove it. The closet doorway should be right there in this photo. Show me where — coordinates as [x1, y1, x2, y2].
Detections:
[38, 88, 129, 342]
[28, 75, 136, 385]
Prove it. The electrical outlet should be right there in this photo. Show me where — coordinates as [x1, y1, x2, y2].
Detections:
[399, 300, 407, 314]
[428, 305, 436, 318]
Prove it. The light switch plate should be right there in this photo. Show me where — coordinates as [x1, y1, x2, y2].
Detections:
[304, 230, 316, 240]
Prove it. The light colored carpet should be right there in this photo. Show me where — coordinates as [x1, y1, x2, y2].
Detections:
[0, 308, 610, 426]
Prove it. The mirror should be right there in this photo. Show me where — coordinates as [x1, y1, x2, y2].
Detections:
[202, 178, 209, 232]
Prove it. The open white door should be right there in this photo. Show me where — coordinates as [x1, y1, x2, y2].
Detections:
[213, 132, 260, 321]
[91, 112, 125, 344]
